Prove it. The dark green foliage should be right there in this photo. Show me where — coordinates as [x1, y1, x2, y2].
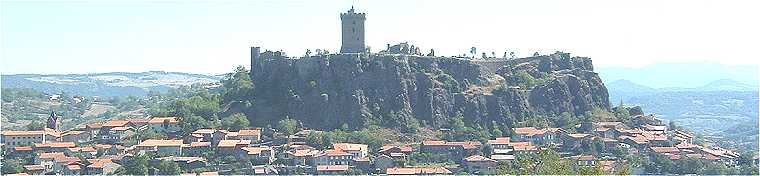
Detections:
[25, 121, 44, 130]
[221, 113, 250, 131]
[155, 160, 181, 175]
[115, 153, 153, 175]
[221, 66, 254, 105]
[1, 158, 25, 174]
[277, 118, 299, 136]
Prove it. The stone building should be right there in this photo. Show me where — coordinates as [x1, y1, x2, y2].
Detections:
[340, 6, 365, 53]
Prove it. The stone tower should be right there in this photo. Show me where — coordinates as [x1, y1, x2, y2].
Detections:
[340, 6, 366, 53]
[250, 46, 261, 80]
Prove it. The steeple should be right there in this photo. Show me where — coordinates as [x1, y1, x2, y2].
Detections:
[47, 111, 60, 131]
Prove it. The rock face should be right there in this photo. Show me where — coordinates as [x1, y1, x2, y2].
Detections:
[249, 51, 610, 129]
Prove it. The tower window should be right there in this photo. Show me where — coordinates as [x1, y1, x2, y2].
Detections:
[353, 28, 355, 33]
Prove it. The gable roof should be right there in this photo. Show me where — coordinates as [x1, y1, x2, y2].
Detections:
[35, 142, 76, 148]
[386, 167, 452, 175]
[217, 140, 250, 148]
[487, 137, 511, 145]
[102, 120, 130, 127]
[316, 165, 349, 171]
[464, 155, 497, 162]
[137, 139, 183, 147]
[148, 116, 179, 124]
[333, 143, 368, 152]
[238, 129, 261, 136]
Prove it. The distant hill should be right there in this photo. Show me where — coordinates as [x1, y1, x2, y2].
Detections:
[1, 71, 222, 97]
[605, 78, 758, 150]
[597, 62, 758, 89]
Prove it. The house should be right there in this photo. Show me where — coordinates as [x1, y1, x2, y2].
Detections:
[562, 133, 592, 150]
[35, 152, 67, 173]
[66, 146, 97, 158]
[385, 167, 452, 175]
[10, 146, 34, 159]
[61, 131, 90, 143]
[333, 143, 369, 158]
[487, 137, 511, 149]
[650, 146, 680, 155]
[154, 156, 207, 171]
[2, 129, 61, 148]
[63, 163, 82, 175]
[34, 142, 76, 153]
[314, 149, 353, 166]
[183, 142, 212, 157]
[189, 129, 215, 142]
[642, 124, 667, 133]
[512, 127, 565, 145]
[148, 116, 180, 133]
[237, 129, 262, 143]
[286, 148, 320, 166]
[216, 139, 251, 155]
[462, 155, 497, 174]
[240, 146, 275, 164]
[568, 155, 596, 166]
[85, 159, 120, 175]
[378, 145, 413, 160]
[509, 141, 538, 153]
[23, 165, 45, 175]
[673, 129, 694, 144]
[352, 156, 372, 173]
[105, 126, 135, 144]
[420, 140, 482, 159]
[374, 154, 395, 173]
[315, 165, 350, 174]
[211, 130, 238, 146]
[490, 154, 515, 162]
[85, 123, 103, 138]
[135, 139, 184, 156]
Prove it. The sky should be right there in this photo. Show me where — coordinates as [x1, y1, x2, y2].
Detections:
[2, 0, 759, 75]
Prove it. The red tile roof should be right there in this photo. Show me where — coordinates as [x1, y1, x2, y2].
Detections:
[148, 117, 179, 124]
[316, 165, 349, 171]
[386, 167, 452, 175]
[333, 143, 368, 152]
[137, 139, 183, 147]
[464, 155, 497, 162]
[487, 137, 510, 145]
[651, 147, 679, 153]
[35, 142, 76, 148]
[102, 120, 130, 127]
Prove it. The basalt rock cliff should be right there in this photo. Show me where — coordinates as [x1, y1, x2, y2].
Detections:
[248, 51, 610, 130]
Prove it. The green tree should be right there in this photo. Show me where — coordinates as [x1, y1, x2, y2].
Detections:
[277, 118, 299, 136]
[180, 115, 212, 134]
[1, 159, 24, 174]
[221, 66, 254, 104]
[26, 121, 44, 130]
[155, 160, 181, 175]
[115, 154, 152, 175]
[577, 165, 605, 175]
[221, 113, 250, 130]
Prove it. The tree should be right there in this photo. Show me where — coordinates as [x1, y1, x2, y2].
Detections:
[155, 160, 181, 175]
[115, 154, 151, 175]
[221, 66, 254, 104]
[1, 159, 24, 174]
[180, 115, 212, 135]
[222, 113, 250, 130]
[470, 47, 477, 58]
[26, 121, 44, 130]
[577, 165, 605, 175]
[277, 118, 299, 136]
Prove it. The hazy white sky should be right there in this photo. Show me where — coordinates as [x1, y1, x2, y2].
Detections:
[2, 0, 759, 75]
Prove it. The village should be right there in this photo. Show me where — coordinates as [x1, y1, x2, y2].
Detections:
[1, 110, 751, 175]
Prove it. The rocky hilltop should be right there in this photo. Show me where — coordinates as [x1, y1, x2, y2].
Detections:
[248, 51, 610, 130]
